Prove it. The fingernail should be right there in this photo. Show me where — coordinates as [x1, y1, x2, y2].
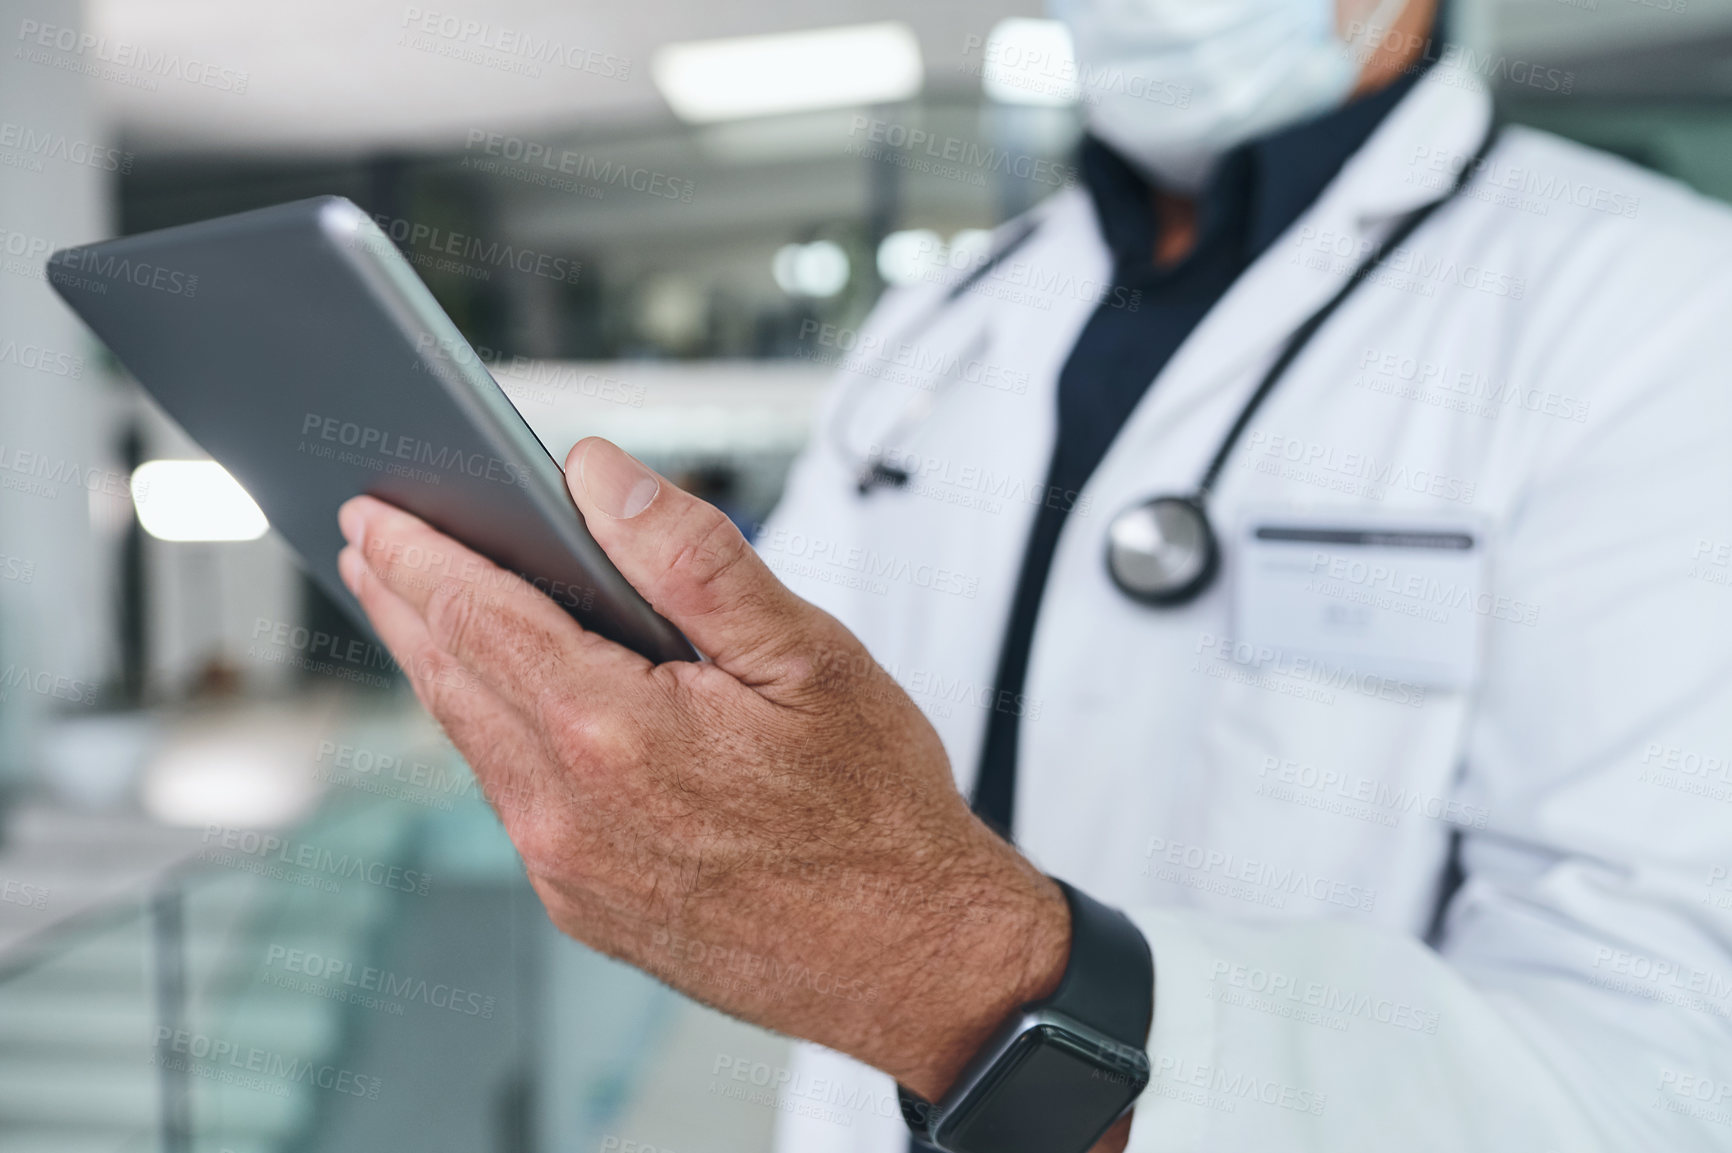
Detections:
[578, 438, 659, 519]
[338, 500, 365, 546]
[338, 546, 363, 595]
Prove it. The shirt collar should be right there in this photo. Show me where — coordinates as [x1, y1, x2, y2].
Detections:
[1084, 58, 1434, 282]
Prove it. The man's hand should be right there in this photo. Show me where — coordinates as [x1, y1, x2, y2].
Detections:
[336, 437, 1070, 1103]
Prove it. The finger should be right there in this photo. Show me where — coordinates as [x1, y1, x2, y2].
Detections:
[339, 495, 646, 712]
[339, 545, 552, 819]
[564, 438, 831, 685]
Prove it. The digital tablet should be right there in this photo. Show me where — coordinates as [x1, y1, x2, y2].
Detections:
[47, 196, 698, 664]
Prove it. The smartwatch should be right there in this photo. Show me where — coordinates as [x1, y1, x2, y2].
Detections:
[899, 880, 1153, 1153]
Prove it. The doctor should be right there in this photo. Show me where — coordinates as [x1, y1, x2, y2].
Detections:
[335, 0, 1732, 1151]
[768, 0, 1732, 1146]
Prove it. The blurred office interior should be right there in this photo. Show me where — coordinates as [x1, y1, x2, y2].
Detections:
[2, 0, 1731, 1149]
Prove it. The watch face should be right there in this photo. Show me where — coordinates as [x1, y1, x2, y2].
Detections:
[937, 1024, 1149, 1153]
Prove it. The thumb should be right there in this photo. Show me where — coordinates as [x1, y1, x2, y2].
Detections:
[565, 437, 821, 681]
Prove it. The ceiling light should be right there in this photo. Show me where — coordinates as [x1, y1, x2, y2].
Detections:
[773, 241, 851, 298]
[981, 19, 1079, 107]
[141, 717, 324, 829]
[654, 22, 924, 123]
[132, 460, 268, 543]
[877, 230, 946, 287]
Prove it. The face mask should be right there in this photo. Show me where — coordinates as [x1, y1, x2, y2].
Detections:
[1052, 0, 1412, 192]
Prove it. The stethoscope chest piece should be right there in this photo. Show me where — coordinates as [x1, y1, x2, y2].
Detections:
[1105, 493, 1219, 607]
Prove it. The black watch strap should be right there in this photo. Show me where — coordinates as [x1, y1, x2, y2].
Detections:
[1044, 880, 1154, 1043]
[900, 880, 1154, 1149]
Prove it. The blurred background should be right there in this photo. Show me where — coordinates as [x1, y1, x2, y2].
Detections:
[2, 0, 1731, 1149]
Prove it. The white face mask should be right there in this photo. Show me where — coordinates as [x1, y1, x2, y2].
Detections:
[1052, 0, 1413, 192]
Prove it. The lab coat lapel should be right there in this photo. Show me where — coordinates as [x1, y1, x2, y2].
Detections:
[1089, 64, 1499, 506]
[1010, 65, 1495, 886]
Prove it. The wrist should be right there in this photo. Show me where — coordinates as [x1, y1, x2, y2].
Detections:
[1093, 1112, 1133, 1153]
[878, 854, 1154, 1153]
[888, 830, 1071, 1102]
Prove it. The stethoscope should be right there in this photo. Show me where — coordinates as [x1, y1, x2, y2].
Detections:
[829, 215, 1045, 494]
[839, 120, 1501, 606]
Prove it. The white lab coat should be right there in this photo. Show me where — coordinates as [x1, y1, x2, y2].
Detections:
[763, 60, 1732, 1153]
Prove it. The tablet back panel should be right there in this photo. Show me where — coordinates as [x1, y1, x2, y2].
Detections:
[48, 196, 696, 664]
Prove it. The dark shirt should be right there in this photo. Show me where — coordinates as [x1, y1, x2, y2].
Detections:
[971, 70, 1426, 836]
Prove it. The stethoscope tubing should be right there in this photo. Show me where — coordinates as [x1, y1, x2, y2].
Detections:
[829, 217, 1045, 490]
[840, 117, 1503, 526]
[1193, 118, 1504, 502]
[1106, 117, 1503, 605]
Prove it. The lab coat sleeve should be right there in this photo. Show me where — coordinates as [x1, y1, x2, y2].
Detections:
[1123, 264, 1732, 1152]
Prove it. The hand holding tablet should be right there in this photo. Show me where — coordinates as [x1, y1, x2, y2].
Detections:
[49, 196, 696, 663]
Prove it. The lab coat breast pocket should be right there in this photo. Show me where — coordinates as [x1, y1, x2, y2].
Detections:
[1170, 508, 1491, 935]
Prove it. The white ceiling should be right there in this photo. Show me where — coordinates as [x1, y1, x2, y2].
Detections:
[1492, 0, 1732, 59]
[90, 0, 1040, 152]
[85, 0, 1732, 153]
